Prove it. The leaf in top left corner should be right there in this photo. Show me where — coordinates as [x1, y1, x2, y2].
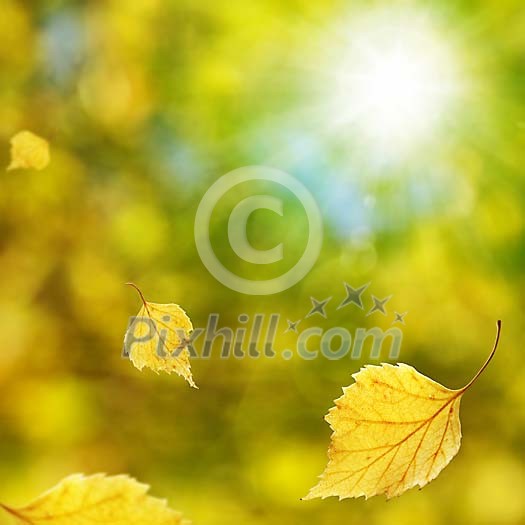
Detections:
[7, 130, 50, 171]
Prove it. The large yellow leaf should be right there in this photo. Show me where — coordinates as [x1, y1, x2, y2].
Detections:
[304, 321, 501, 500]
[0, 473, 187, 524]
[124, 283, 196, 388]
[7, 130, 50, 171]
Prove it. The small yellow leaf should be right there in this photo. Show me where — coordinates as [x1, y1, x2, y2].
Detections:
[124, 283, 196, 388]
[0, 473, 187, 524]
[304, 321, 501, 500]
[7, 130, 50, 171]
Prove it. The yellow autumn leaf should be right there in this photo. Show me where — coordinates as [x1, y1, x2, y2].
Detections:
[304, 320, 502, 500]
[0, 473, 187, 524]
[7, 130, 50, 171]
[124, 283, 196, 388]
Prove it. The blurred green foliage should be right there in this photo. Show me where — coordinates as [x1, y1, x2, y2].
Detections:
[0, 1, 524, 524]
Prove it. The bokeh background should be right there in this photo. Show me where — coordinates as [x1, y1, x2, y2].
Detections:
[0, 1, 524, 524]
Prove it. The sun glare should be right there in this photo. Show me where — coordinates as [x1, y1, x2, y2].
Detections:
[324, 9, 464, 157]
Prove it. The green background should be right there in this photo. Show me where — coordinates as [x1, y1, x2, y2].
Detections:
[0, 1, 524, 524]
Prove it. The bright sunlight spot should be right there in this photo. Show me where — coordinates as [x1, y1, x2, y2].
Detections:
[324, 8, 465, 157]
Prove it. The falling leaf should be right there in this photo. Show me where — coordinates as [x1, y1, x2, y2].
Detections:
[304, 320, 502, 500]
[124, 283, 196, 387]
[7, 130, 50, 171]
[0, 473, 188, 524]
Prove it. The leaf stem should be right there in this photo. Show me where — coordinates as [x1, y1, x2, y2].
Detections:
[460, 320, 501, 393]
[125, 282, 148, 308]
[0, 503, 33, 524]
